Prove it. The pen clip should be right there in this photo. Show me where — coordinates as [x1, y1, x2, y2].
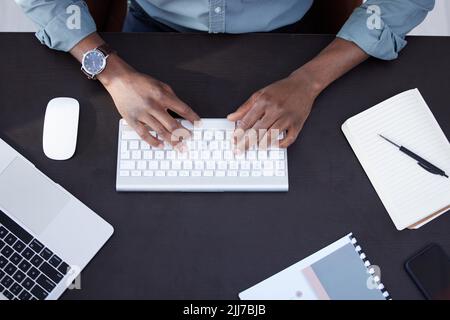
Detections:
[418, 162, 441, 175]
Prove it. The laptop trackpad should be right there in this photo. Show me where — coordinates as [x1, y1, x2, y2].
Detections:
[0, 158, 69, 235]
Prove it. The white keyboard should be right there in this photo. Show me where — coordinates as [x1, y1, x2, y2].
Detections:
[116, 119, 288, 192]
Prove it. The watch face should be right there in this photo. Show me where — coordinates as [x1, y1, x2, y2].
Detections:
[82, 50, 106, 75]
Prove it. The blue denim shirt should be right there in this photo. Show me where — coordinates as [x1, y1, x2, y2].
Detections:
[15, 0, 434, 60]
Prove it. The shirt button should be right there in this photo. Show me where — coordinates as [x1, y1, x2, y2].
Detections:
[214, 6, 222, 14]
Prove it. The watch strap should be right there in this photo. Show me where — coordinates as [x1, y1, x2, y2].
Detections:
[97, 43, 116, 58]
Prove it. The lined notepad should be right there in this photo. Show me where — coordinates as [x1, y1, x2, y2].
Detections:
[342, 89, 450, 230]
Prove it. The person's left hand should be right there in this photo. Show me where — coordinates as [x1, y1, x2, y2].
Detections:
[227, 72, 319, 151]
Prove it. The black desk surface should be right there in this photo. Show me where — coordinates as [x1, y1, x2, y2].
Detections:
[0, 33, 449, 300]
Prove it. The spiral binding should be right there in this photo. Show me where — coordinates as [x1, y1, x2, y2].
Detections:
[349, 233, 391, 300]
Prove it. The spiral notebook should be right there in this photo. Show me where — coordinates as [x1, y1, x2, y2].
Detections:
[239, 233, 390, 300]
[342, 89, 450, 230]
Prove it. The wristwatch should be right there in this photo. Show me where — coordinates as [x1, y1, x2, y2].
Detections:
[81, 44, 116, 80]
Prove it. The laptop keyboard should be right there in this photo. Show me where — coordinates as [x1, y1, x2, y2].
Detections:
[0, 210, 70, 300]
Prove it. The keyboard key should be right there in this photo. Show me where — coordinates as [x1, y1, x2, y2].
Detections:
[229, 161, 238, 170]
[204, 130, 214, 140]
[39, 262, 63, 284]
[215, 171, 225, 177]
[122, 130, 140, 140]
[119, 170, 130, 177]
[192, 171, 201, 177]
[239, 171, 250, 177]
[179, 171, 189, 177]
[18, 260, 31, 273]
[201, 150, 210, 160]
[148, 161, 158, 170]
[143, 171, 154, 177]
[203, 171, 213, 177]
[0, 256, 8, 268]
[263, 160, 274, 170]
[167, 150, 176, 159]
[12, 240, 25, 253]
[275, 170, 285, 176]
[29, 239, 44, 253]
[155, 151, 164, 160]
[251, 171, 262, 177]
[22, 247, 34, 260]
[57, 262, 70, 275]
[215, 131, 224, 140]
[160, 160, 170, 170]
[18, 290, 32, 300]
[188, 150, 199, 159]
[129, 140, 139, 149]
[131, 150, 141, 160]
[217, 161, 227, 170]
[4, 233, 17, 246]
[120, 151, 130, 159]
[143, 151, 153, 160]
[0, 211, 33, 244]
[10, 253, 22, 265]
[0, 225, 8, 239]
[167, 171, 177, 177]
[227, 171, 238, 177]
[155, 171, 165, 177]
[27, 267, 40, 280]
[1, 275, 13, 288]
[1, 245, 13, 258]
[36, 274, 56, 292]
[0, 239, 4, 250]
[120, 160, 135, 170]
[263, 170, 274, 177]
[4, 263, 17, 276]
[247, 151, 257, 160]
[183, 161, 193, 170]
[275, 161, 285, 170]
[13, 270, 26, 283]
[30, 255, 44, 267]
[10, 282, 23, 296]
[258, 151, 267, 160]
[206, 161, 215, 170]
[193, 131, 202, 140]
[194, 161, 204, 170]
[49, 255, 62, 268]
[224, 150, 233, 160]
[22, 277, 34, 290]
[131, 171, 142, 177]
[0, 269, 4, 280]
[3, 290, 14, 300]
[120, 141, 128, 152]
[39, 248, 53, 260]
[31, 285, 48, 300]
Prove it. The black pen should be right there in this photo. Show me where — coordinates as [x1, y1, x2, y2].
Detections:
[378, 134, 448, 179]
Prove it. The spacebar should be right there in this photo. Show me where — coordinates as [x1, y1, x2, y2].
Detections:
[180, 119, 236, 130]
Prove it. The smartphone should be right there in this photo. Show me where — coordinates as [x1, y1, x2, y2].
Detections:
[405, 243, 450, 300]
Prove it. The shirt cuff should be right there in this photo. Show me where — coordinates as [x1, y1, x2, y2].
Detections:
[35, 1, 97, 52]
[337, 7, 407, 60]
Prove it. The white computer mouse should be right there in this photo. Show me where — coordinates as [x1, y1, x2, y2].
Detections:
[43, 97, 80, 160]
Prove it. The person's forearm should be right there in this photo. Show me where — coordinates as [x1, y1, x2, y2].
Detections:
[290, 38, 369, 97]
[69, 32, 135, 89]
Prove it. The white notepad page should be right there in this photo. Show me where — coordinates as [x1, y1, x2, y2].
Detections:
[342, 89, 450, 230]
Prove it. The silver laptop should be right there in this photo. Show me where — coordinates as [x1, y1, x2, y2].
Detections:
[0, 138, 113, 300]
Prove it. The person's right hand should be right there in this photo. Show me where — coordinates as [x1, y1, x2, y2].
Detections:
[99, 55, 200, 149]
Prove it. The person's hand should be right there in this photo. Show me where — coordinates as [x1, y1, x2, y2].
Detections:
[100, 56, 200, 149]
[227, 71, 319, 151]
